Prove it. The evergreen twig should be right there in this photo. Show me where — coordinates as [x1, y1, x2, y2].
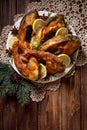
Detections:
[0, 62, 36, 105]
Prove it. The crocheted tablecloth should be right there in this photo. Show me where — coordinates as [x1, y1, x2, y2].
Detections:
[0, 0, 87, 102]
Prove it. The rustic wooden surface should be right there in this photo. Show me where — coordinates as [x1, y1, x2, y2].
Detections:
[0, 0, 87, 130]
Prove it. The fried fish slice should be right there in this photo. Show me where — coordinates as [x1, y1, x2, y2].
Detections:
[18, 10, 39, 42]
[40, 35, 68, 51]
[44, 14, 65, 35]
[61, 36, 81, 55]
[12, 41, 39, 81]
[36, 14, 65, 39]
[41, 35, 81, 55]
[24, 49, 65, 74]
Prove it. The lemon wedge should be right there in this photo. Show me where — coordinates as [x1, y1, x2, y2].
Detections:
[8, 36, 18, 48]
[55, 27, 68, 36]
[57, 54, 71, 67]
[39, 63, 47, 79]
[32, 18, 45, 32]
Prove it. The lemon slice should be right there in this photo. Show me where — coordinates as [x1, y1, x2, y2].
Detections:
[32, 18, 45, 32]
[8, 36, 18, 48]
[57, 54, 71, 67]
[39, 63, 47, 79]
[55, 27, 68, 36]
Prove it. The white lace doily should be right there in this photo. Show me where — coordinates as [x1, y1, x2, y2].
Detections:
[0, 0, 86, 102]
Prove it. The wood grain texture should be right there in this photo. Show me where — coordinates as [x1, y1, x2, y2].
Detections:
[60, 69, 81, 130]
[0, 0, 87, 130]
[2, 98, 17, 130]
[0, 0, 16, 27]
[16, 102, 38, 130]
[81, 65, 87, 130]
[38, 90, 61, 130]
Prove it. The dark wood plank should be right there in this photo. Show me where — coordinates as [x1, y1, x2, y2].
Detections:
[60, 69, 81, 130]
[0, 96, 17, 130]
[16, 0, 26, 14]
[38, 89, 61, 130]
[0, 97, 5, 130]
[0, 0, 17, 29]
[81, 1, 87, 129]
[16, 101, 38, 130]
[0, 111, 3, 130]
[81, 65, 87, 130]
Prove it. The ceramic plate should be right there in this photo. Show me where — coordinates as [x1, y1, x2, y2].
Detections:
[6, 10, 78, 83]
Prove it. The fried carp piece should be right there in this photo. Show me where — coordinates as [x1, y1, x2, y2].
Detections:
[41, 35, 68, 51]
[12, 41, 39, 81]
[41, 35, 81, 55]
[61, 36, 81, 55]
[23, 49, 65, 74]
[18, 10, 39, 42]
[30, 14, 65, 47]
[43, 14, 65, 37]
[37, 14, 65, 39]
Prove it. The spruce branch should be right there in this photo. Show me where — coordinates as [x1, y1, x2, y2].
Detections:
[17, 85, 30, 106]
[0, 62, 37, 105]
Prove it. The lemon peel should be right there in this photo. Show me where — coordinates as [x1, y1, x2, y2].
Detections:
[32, 18, 45, 32]
[57, 54, 71, 67]
[55, 27, 68, 36]
[39, 63, 47, 79]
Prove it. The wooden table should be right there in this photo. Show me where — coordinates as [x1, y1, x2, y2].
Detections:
[0, 0, 87, 130]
